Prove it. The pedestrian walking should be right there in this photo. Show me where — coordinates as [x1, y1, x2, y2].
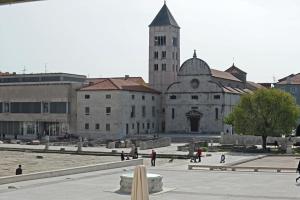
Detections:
[121, 151, 125, 161]
[133, 147, 138, 159]
[220, 154, 226, 163]
[296, 160, 300, 182]
[15, 165, 22, 175]
[197, 148, 202, 162]
[151, 150, 157, 166]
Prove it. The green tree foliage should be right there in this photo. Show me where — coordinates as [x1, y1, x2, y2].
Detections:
[225, 88, 300, 150]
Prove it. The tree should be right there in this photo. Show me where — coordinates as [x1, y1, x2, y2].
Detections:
[225, 88, 300, 150]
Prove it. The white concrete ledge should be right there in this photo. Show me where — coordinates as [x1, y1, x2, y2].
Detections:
[188, 164, 296, 172]
[0, 159, 143, 185]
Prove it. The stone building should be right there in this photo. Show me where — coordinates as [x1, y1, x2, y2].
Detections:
[0, 3, 264, 140]
[275, 73, 300, 136]
[77, 77, 160, 139]
[148, 3, 262, 134]
[164, 52, 255, 134]
[0, 73, 85, 140]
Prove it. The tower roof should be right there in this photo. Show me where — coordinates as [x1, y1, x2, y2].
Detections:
[149, 3, 180, 28]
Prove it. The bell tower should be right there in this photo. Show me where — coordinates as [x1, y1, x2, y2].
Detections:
[148, 2, 180, 93]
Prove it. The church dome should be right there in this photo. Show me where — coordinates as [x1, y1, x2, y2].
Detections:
[178, 51, 212, 76]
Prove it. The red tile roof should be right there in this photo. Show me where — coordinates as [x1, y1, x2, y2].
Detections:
[211, 69, 242, 82]
[80, 78, 160, 94]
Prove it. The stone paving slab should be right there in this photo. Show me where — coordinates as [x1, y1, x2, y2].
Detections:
[0, 166, 299, 200]
[236, 156, 300, 168]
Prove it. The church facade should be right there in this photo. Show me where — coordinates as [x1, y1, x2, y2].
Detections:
[148, 3, 262, 135]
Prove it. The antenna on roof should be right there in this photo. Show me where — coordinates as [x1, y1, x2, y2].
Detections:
[232, 57, 235, 66]
[22, 66, 26, 74]
[44, 63, 47, 73]
[273, 76, 276, 84]
[164, 0, 166, 5]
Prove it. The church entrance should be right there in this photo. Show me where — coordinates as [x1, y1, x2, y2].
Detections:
[296, 124, 300, 136]
[190, 117, 199, 132]
[186, 110, 202, 133]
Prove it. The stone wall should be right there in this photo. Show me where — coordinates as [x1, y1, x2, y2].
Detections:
[139, 137, 171, 150]
[221, 134, 300, 146]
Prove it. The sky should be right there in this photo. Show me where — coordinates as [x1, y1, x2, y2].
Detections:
[0, 0, 300, 83]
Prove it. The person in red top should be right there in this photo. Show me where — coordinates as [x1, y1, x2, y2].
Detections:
[151, 150, 157, 166]
[197, 148, 202, 163]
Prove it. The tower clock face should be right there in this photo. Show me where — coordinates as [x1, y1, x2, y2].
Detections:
[191, 79, 199, 89]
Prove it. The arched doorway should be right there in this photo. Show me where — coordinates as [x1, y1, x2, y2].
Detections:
[186, 110, 202, 132]
[296, 124, 300, 136]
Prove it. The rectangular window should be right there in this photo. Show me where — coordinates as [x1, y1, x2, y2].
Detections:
[154, 51, 158, 59]
[147, 123, 150, 130]
[131, 105, 135, 118]
[84, 94, 90, 99]
[142, 106, 146, 117]
[4, 102, 10, 113]
[142, 123, 145, 129]
[215, 108, 219, 120]
[176, 52, 178, 60]
[95, 123, 100, 130]
[152, 106, 155, 117]
[142, 95, 145, 100]
[0, 102, 2, 113]
[152, 122, 155, 129]
[132, 123, 135, 129]
[42, 102, 49, 113]
[154, 64, 159, 71]
[10, 102, 41, 113]
[162, 51, 166, 59]
[85, 107, 90, 115]
[152, 96, 155, 101]
[191, 95, 198, 100]
[106, 107, 111, 115]
[172, 108, 175, 119]
[50, 102, 67, 114]
[106, 94, 111, 99]
[214, 95, 221, 100]
[172, 52, 175, 59]
[173, 37, 178, 46]
[169, 95, 176, 100]
[162, 64, 166, 71]
[85, 123, 89, 130]
[154, 36, 166, 46]
[106, 124, 110, 131]
[173, 64, 175, 72]
[131, 94, 135, 100]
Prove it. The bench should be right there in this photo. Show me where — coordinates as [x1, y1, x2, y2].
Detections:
[188, 165, 296, 172]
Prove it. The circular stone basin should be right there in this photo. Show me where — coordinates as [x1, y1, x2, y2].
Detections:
[120, 173, 163, 193]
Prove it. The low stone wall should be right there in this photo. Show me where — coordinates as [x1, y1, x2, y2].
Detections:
[221, 134, 300, 146]
[0, 159, 143, 185]
[139, 137, 171, 150]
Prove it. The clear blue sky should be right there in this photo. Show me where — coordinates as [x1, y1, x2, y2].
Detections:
[0, 0, 299, 83]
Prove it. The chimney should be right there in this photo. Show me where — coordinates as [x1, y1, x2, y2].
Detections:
[125, 75, 129, 80]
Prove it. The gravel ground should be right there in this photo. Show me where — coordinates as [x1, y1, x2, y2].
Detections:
[0, 151, 121, 177]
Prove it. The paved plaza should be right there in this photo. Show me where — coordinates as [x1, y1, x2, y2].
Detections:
[1, 144, 300, 199]
[0, 165, 299, 200]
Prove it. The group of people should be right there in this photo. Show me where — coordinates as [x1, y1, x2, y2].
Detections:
[120, 149, 157, 166]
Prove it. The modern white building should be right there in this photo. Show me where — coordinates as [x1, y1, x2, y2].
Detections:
[0, 73, 85, 140]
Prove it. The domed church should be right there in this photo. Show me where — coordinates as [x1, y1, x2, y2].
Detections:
[149, 3, 263, 134]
